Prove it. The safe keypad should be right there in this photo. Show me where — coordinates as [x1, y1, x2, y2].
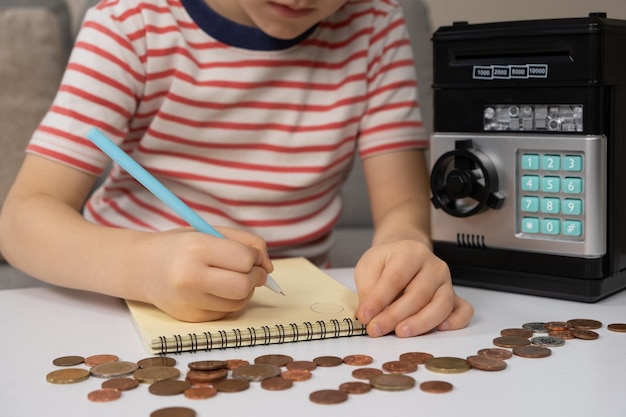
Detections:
[519, 153, 584, 238]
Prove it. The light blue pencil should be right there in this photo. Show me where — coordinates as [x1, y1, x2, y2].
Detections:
[86, 127, 284, 295]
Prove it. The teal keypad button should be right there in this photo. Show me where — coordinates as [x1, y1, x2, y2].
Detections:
[541, 176, 561, 193]
[563, 220, 583, 237]
[541, 218, 561, 235]
[541, 197, 561, 214]
[521, 175, 540, 191]
[563, 177, 583, 194]
[521, 154, 540, 170]
[542, 155, 561, 171]
[521, 196, 540, 212]
[522, 217, 540, 233]
[563, 198, 583, 215]
[564, 155, 583, 172]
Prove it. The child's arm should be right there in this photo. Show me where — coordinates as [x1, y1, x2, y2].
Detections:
[353, 149, 474, 337]
[0, 155, 273, 322]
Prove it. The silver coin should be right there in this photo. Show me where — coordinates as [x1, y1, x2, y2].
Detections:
[232, 364, 281, 382]
[531, 336, 565, 347]
[522, 322, 548, 333]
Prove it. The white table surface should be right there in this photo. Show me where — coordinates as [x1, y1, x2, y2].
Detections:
[1, 268, 625, 417]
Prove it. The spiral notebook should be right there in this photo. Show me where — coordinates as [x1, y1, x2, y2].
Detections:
[126, 257, 367, 353]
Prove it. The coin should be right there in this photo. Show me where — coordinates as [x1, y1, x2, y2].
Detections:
[313, 356, 344, 367]
[261, 376, 293, 391]
[531, 336, 565, 347]
[188, 360, 227, 371]
[493, 336, 531, 348]
[512, 345, 552, 358]
[84, 354, 119, 367]
[370, 373, 416, 391]
[149, 380, 191, 396]
[151, 407, 196, 417]
[466, 355, 507, 371]
[398, 352, 434, 365]
[548, 330, 574, 340]
[87, 388, 121, 402]
[420, 381, 453, 394]
[500, 328, 533, 338]
[343, 354, 373, 366]
[226, 359, 250, 370]
[567, 319, 602, 329]
[184, 386, 218, 400]
[281, 368, 312, 382]
[608, 323, 626, 332]
[339, 381, 371, 394]
[52, 356, 85, 367]
[232, 364, 281, 381]
[571, 328, 600, 340]
[522, 322, 547, 333]
[185, 368, 228, 384]
[351, 367, 383, 380]
[46, 368, 90, 384]
[138, 357, 176, 368]
[544, 321, 570, 331]
[286, 360, 317, 371]
[90, 361, 139, 378]
[134, 366, 180, 384]
[477, 348, 513, 360]
[381, 360, 418, 374]
[212, 378, 250, 393]
[254, 354, 293, 368]
[424, 357, 470, 374]
[309, 389, 349, 404]
[102, 377, 139, 391]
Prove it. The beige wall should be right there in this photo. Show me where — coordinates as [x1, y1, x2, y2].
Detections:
[422, 0, 626, 31]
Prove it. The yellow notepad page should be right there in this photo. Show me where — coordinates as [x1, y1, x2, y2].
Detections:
[126, 257, 367, 353]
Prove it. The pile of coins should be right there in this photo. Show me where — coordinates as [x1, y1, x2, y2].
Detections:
[45, 319, 626, 415]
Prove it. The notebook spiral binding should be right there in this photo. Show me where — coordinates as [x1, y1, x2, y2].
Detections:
[155, 318, 367, 354]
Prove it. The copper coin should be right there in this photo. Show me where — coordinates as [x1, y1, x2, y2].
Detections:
[466, 355, 507, 371]
[398, 352, 434, 365]
[309, 389, 349, 404]
[212, 378, 250, 393]
[188, 360, 227, 371]
[522, 322, 547, 333]
[571, 328, 600, 340]
[261, 376, 293, 391]
[46, 368, 90, 384]
[134, 366, 180, 384]
[545, 321, 570, 331]
[87, 388, 121, 402]
[370, 373, 416, 391]
[531, 336, 565, 347]
[493, 336, 531, 348]
[549, 330, 574, 340]
[183, 386, 217, 400]
[351, 367, 383, 380]
[313, 356, 344, 367]
[339, 381, 371, 394]
[226, 359, 250, 370]
[608, 323, 626, 333]
[149, 380, 191, 396]
[382, 360, 418, 374]
[90, 361, 139, 378]
[343, 354, 373, 366]
[477, 348, 513, 360]
[84, 354, 119, 367]
[254, 354, 293, 367]
[232, 364, 281, 381]
[150, 407, 196, 417]
[138, 357, 176, 368]
[52, 356, 85, 367]
[286, 360, 317, 371]
[281, 368, 312, 382]
[512, 345, 552, 358]
[500, 328, 533, 338]
[420, 380, 453, 394]
[424, 357, 470, 374]
[102, 377, 139, 391]
[567, 318, 602, 329]
[185, 368, 228, 384]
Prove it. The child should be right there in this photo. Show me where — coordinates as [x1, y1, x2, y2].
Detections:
[0, 0, 473, 337]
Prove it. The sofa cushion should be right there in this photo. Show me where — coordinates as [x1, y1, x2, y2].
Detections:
[0, 1, 71, 261]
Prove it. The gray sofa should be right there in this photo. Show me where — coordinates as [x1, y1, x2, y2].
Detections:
[0, 0, 433, 289]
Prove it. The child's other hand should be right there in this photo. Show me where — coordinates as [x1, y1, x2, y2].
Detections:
[353, 240, 473, 337]
[137, 226, 273, 322]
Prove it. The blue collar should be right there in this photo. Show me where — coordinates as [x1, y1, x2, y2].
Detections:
[180, 0, 318, 50]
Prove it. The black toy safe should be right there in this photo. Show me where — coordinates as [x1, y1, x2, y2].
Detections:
[429, 13, 626, 301]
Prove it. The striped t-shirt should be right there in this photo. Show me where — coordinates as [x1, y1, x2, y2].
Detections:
[28, 0, 427, 261]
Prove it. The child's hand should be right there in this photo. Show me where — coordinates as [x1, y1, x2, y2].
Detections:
[353, 240, 473, 337]
[137, 226, 273, 322]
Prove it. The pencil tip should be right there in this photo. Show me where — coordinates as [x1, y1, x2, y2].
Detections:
[280, 291, 286, 296]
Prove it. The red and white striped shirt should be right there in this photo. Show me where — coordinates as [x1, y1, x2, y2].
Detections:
[28, 0, 426, 260]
